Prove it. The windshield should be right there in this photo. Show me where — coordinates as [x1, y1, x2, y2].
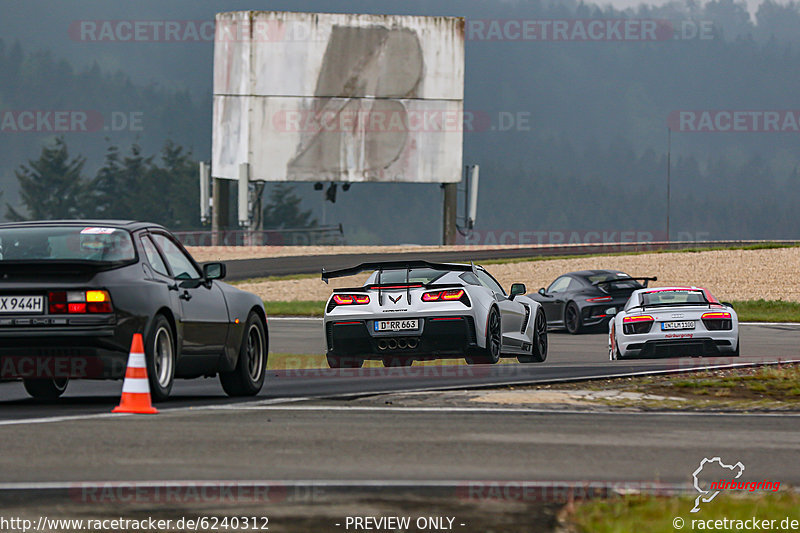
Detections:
[372, 268, 447, 285]
[640, 289, 707, 307]
[0, 226, 135, 262]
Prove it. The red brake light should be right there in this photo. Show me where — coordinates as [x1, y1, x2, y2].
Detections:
[422, 289, 466, 303]
[622, 314, 654, 335]
[68, 303, 86, 313]
[332, 294, 370, 305]
[88, 302, 113, 313]
[587, 296, 613, 302]
[48, 291, 67, 314]
[701, 312, 731, 320]
[623, 315, 654, 323]
[442, 289, 465, 301]
[49, 290, 113, 314]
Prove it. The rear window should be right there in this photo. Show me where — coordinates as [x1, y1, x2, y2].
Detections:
[373, 268, 447, 284]
[641, 290, 707, 306]
[0, 226, 135, 263]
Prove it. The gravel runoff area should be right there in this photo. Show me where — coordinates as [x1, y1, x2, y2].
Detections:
[229, 246, 800, 303]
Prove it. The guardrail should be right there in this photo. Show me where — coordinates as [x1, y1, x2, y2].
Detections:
[174, 225, 344, 247]
[220, 240, 800, 280]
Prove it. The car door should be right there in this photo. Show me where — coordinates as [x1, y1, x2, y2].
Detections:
[150, 233, 229, 355]
[476, 269, 524, 347]
[540, 276, 572, 325]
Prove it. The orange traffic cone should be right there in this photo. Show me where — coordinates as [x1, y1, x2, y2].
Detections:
[112, 333, 158, 414]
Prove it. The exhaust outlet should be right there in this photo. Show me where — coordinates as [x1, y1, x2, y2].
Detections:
[407, 338, 419, 349]
[378, 340, 388, 350]
[387, 339, 398, 350]
[397, 338, 408, 349]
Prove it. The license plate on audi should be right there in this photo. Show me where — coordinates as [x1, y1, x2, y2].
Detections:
[0, 295, 44, 314]
[375, 319, 418, 332]
[661, 321, 695, 331]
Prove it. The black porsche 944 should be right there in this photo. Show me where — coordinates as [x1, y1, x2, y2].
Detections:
[0, 220, 267, 400]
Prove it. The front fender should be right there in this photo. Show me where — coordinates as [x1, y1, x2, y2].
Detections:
[217, 281, 267, 371]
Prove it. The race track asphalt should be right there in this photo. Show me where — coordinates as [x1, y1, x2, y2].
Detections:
[0, 323, 798, 486]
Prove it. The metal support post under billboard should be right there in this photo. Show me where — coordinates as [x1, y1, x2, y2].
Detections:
[211, 178, 230, 246]
[442, 182, 458, 245]
[199, 162, 210, 224]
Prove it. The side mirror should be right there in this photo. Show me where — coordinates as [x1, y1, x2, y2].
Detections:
[510, 283, 526, 299]
[203, 262, 226, 281]
[538, 287, 547, 296]
[722, 302, 734, 309]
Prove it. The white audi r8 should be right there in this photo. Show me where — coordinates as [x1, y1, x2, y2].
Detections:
[321, 261, 548, 368]
[609, 286, 739, 360]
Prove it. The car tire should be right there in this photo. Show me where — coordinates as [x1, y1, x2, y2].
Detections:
[518, 308, 547, 363]
[145, 314, 176, 402]
[731, 336, 740, 357]
[608, 323, 622, 360]
[564, 302, 583, 334]
[220, 312, 268, 397]
[327, 355, 364, 368]
[23, 377, 69, 400]
[467, 307, 502, 365]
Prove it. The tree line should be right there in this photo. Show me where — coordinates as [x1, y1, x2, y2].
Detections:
[5, 137, 315, 231]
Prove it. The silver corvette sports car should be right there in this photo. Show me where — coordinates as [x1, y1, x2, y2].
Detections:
[609, 286, 739, 360]
[322, 261, 548, 368]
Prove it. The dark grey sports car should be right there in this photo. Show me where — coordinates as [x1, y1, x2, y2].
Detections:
[528, 270, 656, 334]
[0, 220, 267, 400]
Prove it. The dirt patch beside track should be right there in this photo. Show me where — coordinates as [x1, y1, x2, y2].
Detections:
[235, 247, 800, 302]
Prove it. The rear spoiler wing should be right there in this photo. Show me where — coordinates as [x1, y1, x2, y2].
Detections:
[322, 260, 474, 307]
[321, 260, 474, 283]
[593, 276, 657, 288]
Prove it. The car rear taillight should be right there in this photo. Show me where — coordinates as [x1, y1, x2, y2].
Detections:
[702, 311, 733, 331]
[622, 314, 654, 334]
[586, 296, 613, 302]
[49, 290, 113, 314]
[422, 289, 463, 301]
[332, 294, 370, 305]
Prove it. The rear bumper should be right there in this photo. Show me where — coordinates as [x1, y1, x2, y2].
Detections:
[580, 301, 628, 328]
[0, 324, 129, 379]
[620, 337, 735, 358]
[325, 316, 479, 360]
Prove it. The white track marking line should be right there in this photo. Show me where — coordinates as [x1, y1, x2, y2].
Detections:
[0, 479, 693, 491]
[213, 404, 800, 417]
[740, 322, 800, 326]
[3, 360, 799, 426]
[0, 397, 311, 427]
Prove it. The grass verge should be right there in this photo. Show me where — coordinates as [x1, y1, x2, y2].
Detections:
[568, 492, 800, 533]
[264, 300, 326, 317]
[262, 299, 800, 321]
[532, 364, 800, 411]
[732, 299, 800, 322]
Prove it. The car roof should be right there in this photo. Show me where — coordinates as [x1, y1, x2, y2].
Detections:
[0, 220, 167, 232]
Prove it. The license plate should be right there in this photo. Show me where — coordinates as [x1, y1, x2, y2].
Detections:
[0, 295, 44, 314]
[661, 321, 695, 331]
[374, 319, 418, 332]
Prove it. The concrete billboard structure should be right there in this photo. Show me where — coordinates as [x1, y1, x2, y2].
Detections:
[212, 11, 465, 184]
